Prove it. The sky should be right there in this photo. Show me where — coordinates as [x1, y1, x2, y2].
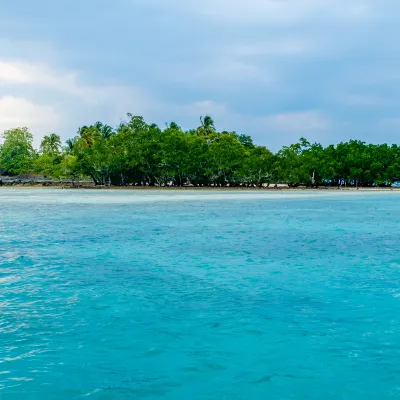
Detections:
[0, 0, 399, 151]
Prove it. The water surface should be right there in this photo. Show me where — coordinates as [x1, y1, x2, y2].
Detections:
[1, 189, 400, 399]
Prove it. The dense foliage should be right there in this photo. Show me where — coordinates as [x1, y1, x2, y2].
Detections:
[1, 115, 400, 187]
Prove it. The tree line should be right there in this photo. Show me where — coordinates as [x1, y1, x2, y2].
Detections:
[1, 114, 399, 187]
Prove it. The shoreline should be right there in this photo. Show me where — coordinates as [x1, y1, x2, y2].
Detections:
[1, 185, 399, 192]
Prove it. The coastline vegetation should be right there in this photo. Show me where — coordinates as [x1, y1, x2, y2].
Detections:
[1, 115, 400, 187]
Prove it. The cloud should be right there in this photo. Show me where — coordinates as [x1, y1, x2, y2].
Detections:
[145, 0, 377, 24]
[0, 96, 61, 146]
[260, 111, 329, 132]
[0, 60, 150, 106]
[251, 111, 331, 148]
[0, 60, 59, 85]
[1, 0, 400, 151]
[0, 59, 97, 102]
[0, 58, 156, 144]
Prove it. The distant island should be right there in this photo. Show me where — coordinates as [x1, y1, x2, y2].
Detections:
[1, 114, 399, 188]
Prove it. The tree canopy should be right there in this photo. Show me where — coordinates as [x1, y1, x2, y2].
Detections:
[0, 127, 35, 175]
[1, 116, 399, 187]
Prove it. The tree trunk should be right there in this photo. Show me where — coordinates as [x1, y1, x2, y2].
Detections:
[89, 173, 99, 185]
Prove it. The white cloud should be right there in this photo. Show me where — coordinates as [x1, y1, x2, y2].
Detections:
[0, 60, 79, 93]
[260, 111, 329, 132]
[149, 0, 377, 24]
[0, 96, 61, 146]
[0, 0, 394, 151]
[0, 59, 156, 145]
[0, 60, 152, 108]
[0, 60, 108, 104]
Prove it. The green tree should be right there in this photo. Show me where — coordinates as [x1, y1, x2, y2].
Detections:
[40, 133, 62, 155]
[242, 146, 275, 186]
[0, 127, 36, 175]
[205, 133, 246, 185]
[35, 133, 63, 177]
[197, 116, 216, 136]
[2, 115, 400, 189]
[60, 154, 81, 185]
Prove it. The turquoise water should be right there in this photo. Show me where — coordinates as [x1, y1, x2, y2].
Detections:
[1, 189, 400, 399]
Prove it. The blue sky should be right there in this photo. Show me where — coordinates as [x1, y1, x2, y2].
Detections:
[0, 0, 399, 150]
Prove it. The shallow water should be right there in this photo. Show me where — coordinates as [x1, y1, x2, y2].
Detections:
[1, 189, 400, 399]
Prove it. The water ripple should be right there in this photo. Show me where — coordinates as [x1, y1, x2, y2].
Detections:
[1, 190, 400, 399]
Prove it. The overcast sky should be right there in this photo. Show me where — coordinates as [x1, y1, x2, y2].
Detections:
[0, 0, 399, 150]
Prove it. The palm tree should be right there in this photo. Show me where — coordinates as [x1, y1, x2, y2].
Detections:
[100, 124, 114, 139]
[197, 116, 215, 136]
[94, 121, 103, 131]
[78, 126, 95, 147]
[40, 133, 61, 155]
[65, 138, 75, 152]
[166, 121, 181, 131]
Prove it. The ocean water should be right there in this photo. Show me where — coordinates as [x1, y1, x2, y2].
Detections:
[1, 189, 400, 399]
